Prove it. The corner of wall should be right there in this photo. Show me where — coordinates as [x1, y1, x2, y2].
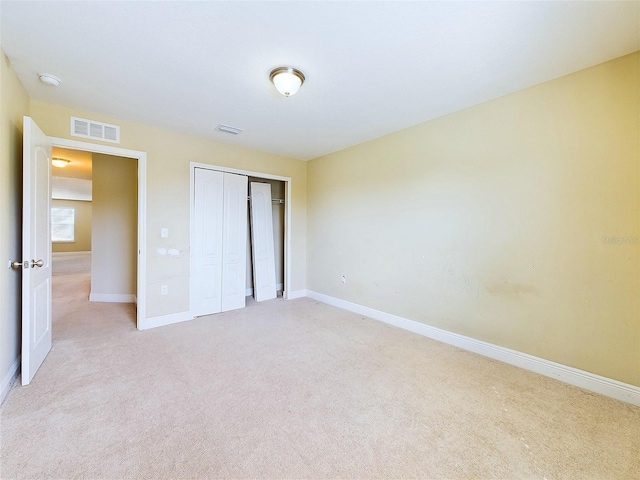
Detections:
[0, 47, 31, 401]
[0, 359, 20, 405]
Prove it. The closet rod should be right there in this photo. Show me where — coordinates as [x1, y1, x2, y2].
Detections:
[247, 197, 284, 204]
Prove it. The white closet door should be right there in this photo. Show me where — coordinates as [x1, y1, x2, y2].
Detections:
[192, 168, 224, 316]
[221, 173, 248, 312]
[250, 182, 277, 302]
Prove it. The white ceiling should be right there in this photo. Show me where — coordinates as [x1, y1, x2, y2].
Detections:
[1, 1, 638, 161]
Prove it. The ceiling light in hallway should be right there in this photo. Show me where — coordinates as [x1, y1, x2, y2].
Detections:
[52, 158, 70, 168]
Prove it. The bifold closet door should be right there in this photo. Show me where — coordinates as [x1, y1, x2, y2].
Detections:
[192, 168, 248, 317]
[192, 168, 224, 317]
[221, 173, 248, 312]
[249, 182, 277, 302]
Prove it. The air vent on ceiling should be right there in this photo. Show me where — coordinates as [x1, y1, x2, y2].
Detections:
[70, 116, 120, 143]
[217, 124, 243, 135]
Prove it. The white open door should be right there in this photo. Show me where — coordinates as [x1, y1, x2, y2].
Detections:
[221, 173, 248, 312]
[249, 182, 277, 302]
[21, 117, 53, 385]
[192, 168, 224, 316]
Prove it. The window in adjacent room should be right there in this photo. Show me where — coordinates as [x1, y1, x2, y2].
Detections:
[51, 207, 75, 242]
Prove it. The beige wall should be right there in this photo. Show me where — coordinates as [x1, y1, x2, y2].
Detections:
[90, 154, 137, 297]
[52, 199, 92, 253]
[307, 53, 640, 386]
[0, 52, 30, 395]
[30, 100, 307, 318]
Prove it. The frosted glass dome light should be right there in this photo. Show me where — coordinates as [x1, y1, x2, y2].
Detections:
[269, 67, 305, 97]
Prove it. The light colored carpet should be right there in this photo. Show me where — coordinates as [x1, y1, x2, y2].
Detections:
[1, 255, 639, 479]
[51, 252, 92, 277]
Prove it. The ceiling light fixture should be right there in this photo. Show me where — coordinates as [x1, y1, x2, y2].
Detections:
[39, 74, 61, 86]
[269, 66, 305, 97]
[52, 158, 70, 168]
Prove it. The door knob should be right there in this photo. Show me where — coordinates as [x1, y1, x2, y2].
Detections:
[31, 259, 44, 268]
[10, 260, 27, 269]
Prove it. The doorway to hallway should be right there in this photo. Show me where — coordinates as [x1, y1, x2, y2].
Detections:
[51, 147, 139, 336]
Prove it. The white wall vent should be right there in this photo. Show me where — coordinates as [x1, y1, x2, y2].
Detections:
[70, 116, 120, 143]
[217, 124, 243, 135]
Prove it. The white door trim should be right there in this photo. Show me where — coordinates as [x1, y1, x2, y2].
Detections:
[189, 162, 293, 313]
[50, 137, 147, 328]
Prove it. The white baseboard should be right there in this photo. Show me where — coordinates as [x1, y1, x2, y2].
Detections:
[139, 311, 192, 330]
[246, 283, 284, 297]
[1, 358, 20, 405]
[89, 293, 136, 303]
[286, 289, 307, 300]
[306, 290, 640, 407]
[52, 251, 91, 256]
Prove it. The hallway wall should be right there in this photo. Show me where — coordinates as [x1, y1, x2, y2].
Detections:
[90, 154, 137, 301]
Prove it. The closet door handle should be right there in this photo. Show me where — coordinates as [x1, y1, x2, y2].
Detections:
[31, 259, 44, 268]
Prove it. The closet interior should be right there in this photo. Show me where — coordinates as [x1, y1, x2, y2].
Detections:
[191, 168, 285, 317]
[246, 176, 285, 300]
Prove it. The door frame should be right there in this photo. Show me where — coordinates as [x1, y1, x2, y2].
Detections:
[50, 137, 147, 327]
[189, 162, 292, 316]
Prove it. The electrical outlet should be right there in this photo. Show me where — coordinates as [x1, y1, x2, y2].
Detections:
[161, 285, 168, 295]
[341, 275, 346, 284]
